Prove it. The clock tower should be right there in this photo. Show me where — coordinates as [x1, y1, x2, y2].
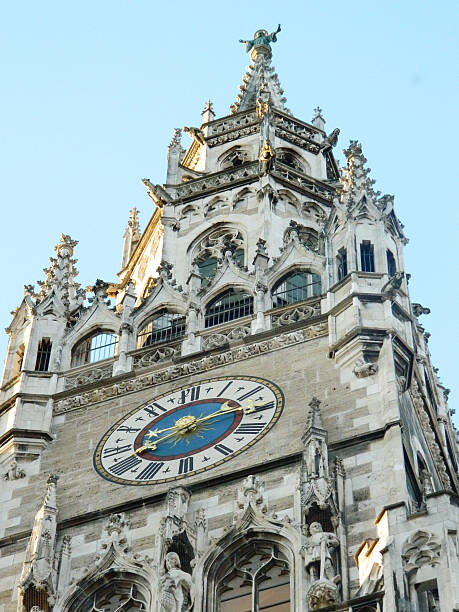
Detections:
[0, 27, 458, 612]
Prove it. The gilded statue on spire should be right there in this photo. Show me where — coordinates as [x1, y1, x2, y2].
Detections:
[239, 24, 281, 53]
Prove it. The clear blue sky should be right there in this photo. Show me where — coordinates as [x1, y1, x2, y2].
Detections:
[1, 1, 457, 425]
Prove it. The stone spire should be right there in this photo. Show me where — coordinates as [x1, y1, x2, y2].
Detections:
[121, 207, 141, 269]
[339, 141, 380, 211]
[36, 234, 81, 312]
[19, 474, 59, 605]
[231, 25, 290, 115]
[301, 397, 337, 516]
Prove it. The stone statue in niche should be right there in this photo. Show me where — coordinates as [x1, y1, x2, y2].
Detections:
[306, 438, 327, 479]
[303, 522, 339, 583]
[159, 551, 193, 612]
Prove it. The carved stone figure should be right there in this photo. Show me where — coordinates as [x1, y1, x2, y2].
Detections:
[353, 357, 378, 378]
[307, 580, 339, 611]
[3, 458, 25, 480]
[159, 552, 193, 612]
[303, 522, 339, 583]
[183, 126, 205, 146]
[259, 139, 275, 175]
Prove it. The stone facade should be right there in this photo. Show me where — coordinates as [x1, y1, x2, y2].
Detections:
[0, 28, 457, 612]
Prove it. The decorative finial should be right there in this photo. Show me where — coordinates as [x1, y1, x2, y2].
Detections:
[202, 99, 214, 114]
[239, 25, 281, 60]
[312, 107, 325, 130]
[169, 128, 182, 148]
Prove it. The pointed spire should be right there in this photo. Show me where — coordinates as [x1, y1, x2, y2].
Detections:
[231, 26, 289, 115]
[169, 128, 184, 151]
[36, 234, 81, 311]
[339, 141, 380, 211]
[19, 474, 59, 601]
[304, 396, 324, 435]
[121, 207, 141, 269]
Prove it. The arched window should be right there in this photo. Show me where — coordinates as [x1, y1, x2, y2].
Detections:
[216, 541, 291, 611]
[272, 271, 321, 309]
[220, 148, 249, 169]
[193, 228, 245, 287]
[65, 573, 150, 612]
[71, 330, 118, 368]
[277, 149, 307, 173]
[205, 289, 253, 328]
[137, 311, 186, 348]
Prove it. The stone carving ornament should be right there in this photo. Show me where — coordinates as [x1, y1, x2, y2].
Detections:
[271, 301, 320, 328]
[353, 358, 378, 378]
[3, 458, 25, 480]
[402, 530, 441, 575]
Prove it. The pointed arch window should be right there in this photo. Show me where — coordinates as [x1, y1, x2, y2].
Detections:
[277, 149, 306, 173]
[217, 541, 291, 611]
[65, 575, 150, 612]
[71, 330, 118, 368]
[272, 271, 321, 309]
[205, 288, 253, 328]
[137, 311, 186, 348]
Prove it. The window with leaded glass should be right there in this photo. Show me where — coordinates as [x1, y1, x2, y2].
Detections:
[137, 311, 186, 348]
[71, 330, 118, 368]
[217, 541, 291, 612]
[35, 338, 52, 371]
[360, 241, 375, 272]
[337, 248, 348, 281]
[205, 289, 253, 328]
[272, 271, 321, 309]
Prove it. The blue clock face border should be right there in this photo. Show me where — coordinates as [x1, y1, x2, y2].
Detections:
[93, 375, 285, 486]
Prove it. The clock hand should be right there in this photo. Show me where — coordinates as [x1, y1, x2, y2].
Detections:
[134, 400, 271, 455]
[145, 400, 240, 438]
[191, 399, 268, 425]
[133, 430, 179, 454]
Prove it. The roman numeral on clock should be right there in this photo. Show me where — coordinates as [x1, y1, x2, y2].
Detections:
[254, 401, 275, 412]
[109, 456, 142, 475]
[235, 423, 266, 435]
[143, 402, 167, 417]
[103, 444, 131, 457]
[178, 457, 194, 474]
[237, 386, 264, 402]
[178, 385, 201, 405]
[214, 443, 233, 456]
[137, 461, 164, 480]
[117, 426, 141, 433]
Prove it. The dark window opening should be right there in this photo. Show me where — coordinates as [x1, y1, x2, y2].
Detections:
[137, 311, 186, 348]
[272, 271, 321, 309]
[416, 580, 440, 612]
[404, 448, 422, 512]
[337, 248, 348, 281]
[386, 249, 396, 277]
[360, 241, 375, 272]
[205, 289, 253, 328]
[35, 338, 52, 372]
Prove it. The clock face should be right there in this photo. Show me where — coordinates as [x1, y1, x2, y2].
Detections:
[93, 376, 284, 485]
